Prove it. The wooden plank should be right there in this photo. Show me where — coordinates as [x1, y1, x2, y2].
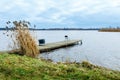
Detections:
[38, 40, 81, 52]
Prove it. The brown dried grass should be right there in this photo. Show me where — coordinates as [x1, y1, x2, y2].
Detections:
[6, 21, 39, 58]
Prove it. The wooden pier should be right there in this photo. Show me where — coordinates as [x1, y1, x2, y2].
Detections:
[38, 40, 81, 53]
[0, 40, 81, 54]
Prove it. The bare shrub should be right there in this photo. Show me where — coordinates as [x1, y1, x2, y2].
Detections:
[5, 20, 39, 58]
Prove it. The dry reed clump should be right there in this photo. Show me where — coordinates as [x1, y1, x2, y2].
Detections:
[99, 28, 120, 32]
[6, 21, 39, 58]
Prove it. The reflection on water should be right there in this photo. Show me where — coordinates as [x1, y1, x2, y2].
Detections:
[0, 30, 120, 70]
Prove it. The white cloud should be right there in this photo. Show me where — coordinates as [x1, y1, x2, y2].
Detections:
[0, 0, 120, 27]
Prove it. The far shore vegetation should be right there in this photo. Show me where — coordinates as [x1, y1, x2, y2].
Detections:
[0, 20, 120, 79]
[0, 27, 100, 30]
[99, 28, 120, 32]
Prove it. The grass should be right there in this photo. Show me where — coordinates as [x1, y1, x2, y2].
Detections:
[0, 53, 120, 80]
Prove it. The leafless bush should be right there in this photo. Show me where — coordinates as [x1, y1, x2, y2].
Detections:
[5, 20, 39, 58]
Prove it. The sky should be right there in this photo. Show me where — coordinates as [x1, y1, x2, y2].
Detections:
[0, 0, 120, 28]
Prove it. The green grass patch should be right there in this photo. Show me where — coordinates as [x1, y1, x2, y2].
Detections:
[0, 53, 120, 80]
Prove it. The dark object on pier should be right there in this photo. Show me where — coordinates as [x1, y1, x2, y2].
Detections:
[39, 39, 45, 45]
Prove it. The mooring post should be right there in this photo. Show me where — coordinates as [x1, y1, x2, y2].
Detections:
[65, 35, 68, 47]
[80, 40, 82, 45]
[65, 35, 68, 40]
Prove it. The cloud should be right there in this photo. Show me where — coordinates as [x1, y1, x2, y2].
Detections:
[0, 0, 120, 28]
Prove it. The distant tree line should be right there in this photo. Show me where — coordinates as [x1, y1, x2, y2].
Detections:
[1, 27, 120, 31]
[0, 28, 100, 30]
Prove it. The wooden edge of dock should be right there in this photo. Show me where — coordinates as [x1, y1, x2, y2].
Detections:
[0, 39, 81, 54]
[38, 40, 81, 53]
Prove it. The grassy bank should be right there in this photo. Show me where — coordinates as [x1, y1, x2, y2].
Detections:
[0, 53, 120, 80]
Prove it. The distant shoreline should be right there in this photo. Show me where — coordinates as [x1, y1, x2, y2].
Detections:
[0, 28, 99, 31]
[99, 29, 120, 32]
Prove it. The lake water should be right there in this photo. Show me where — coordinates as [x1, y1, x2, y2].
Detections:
[0, 30, 120, 71]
